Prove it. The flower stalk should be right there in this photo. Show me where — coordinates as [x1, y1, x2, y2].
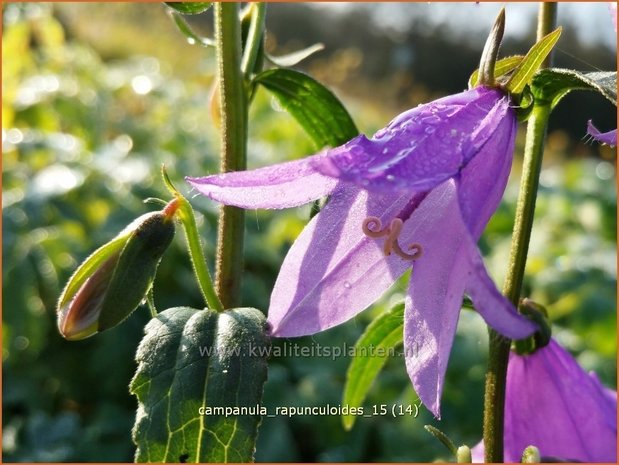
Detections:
[214, 3, 248, 309]
[483, 3, 557, 462]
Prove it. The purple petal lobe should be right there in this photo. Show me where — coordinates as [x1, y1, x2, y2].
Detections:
[464, 245, 536, 339]
[457, 99, 517, 238]
[267, 185, 417, 337]
[186, 154, 338, 209]
[404, 180, 534, 417]
[403, 183, 469, 418]
[312, 87, 512, 192]
[587, 120, 617, 147]
[503, 339, 617, 462]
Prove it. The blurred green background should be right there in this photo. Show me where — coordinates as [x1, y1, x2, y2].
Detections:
[2, 2, 616, 462]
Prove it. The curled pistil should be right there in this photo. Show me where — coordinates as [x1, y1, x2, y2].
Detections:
[362, 216, 423, 260]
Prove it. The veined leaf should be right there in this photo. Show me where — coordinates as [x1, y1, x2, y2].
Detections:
[342, 303, 404, 430]
[530, 69, 617, 109]
[253, 68, 358, 148]
[165, 2, 212, 15]
[505, 28, 562, 94]
[131, 307, 269, 463]
[468, 55, 524, 88]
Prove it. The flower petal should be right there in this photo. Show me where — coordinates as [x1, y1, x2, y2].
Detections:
[587, 120, 617, 147]
[186, 154, 338, 209]
[402, 181, 471, 418]
[503, 339, 617, 462]
[403, 180, 534, 417]
[267, 185, 418, 336]
[464, 245, 536, 340]
[457, 98, 517, 238]
[311, 87, 512, 192]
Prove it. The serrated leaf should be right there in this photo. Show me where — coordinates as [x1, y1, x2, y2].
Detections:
[170, 11, 215, 47]
[505, 28, 562, 94]
[265, 43, 325, 68]
[342, 303, 404, 430]
[530, 68, 617, 108]
[131, 307, 270, 463]
[253, 68, 358, 148]
[165, 2, 212, 15]
[468, 55, 524, 88]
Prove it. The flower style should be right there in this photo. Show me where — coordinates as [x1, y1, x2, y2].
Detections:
[472, 338, 617, 462]
[587, 120, 617, 147]
[187, 86, 536, 416]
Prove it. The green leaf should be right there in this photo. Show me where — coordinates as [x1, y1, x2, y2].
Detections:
[170, 11, 215, 47]
[468, 55, 524, 88]
[165, 2, 212, 15]
[265, 43, 325, 68]
[530, 68, 617, 108]
[505, 28, 562, 94]
[424, 425, 457, 456]
[131, 307, 270, 463]
[341, 303, 404, 430]
[253, 68, 358, 148]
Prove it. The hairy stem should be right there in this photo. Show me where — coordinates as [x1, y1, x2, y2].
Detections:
[214, 3, 247, 309]
[482, 3, 556, 462]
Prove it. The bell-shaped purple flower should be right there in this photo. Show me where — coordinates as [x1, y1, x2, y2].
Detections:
[187, 86, 536, 416]
[587, 120, 617, 147]
[472, 338, 617, 462]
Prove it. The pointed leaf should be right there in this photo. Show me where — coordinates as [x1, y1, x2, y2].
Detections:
[505, 28, 562, 94]
[170, 11, 215, 47]
[530, 69, 617, 108]
[468, 55, 524, 88]
[253, 68, 358, 148]
[131, 307, 270, 463]
[165, 2, 212, 15]
[265, 43, 325, 67]
[342, 303, 404, 430]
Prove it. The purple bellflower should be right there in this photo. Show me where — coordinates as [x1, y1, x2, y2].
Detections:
[587, 120, 617, 147]
[472, 338, 617, 462]
[187, 86, 536, 416]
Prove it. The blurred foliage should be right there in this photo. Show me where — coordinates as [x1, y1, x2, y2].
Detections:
[2, 3, 616, 462]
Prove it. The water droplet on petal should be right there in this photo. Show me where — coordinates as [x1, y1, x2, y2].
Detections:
[343, 281, 352, 289]
[386, 174, 395, 181]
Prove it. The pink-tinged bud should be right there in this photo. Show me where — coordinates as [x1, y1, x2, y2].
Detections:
[57, 205, 176, 341]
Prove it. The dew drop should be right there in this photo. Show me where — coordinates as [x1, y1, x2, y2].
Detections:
[343, 281, 352, 289]
[386, 174, 395, 181]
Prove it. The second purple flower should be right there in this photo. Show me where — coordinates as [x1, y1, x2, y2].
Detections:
[187, 85, 536, 417]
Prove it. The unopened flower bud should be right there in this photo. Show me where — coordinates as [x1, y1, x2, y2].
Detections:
[456, 445, 472, 463]
[57, 203, 177, 340]
[521, 445, 541, 463]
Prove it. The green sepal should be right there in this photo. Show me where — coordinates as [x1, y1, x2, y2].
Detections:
[98, 212, 175, 330]
[342, 303, 404, 430]
[468, 55, 524, 89]
[131, 306, 270, 463]
[504, 27, 562, 95]
[513, 298, 552, 355]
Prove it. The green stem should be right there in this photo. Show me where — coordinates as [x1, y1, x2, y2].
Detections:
[241, 2, 266, 78]
[177, 197, 224, 312]
[214, 3, 247, 309]
[482, 3, 556, 462]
